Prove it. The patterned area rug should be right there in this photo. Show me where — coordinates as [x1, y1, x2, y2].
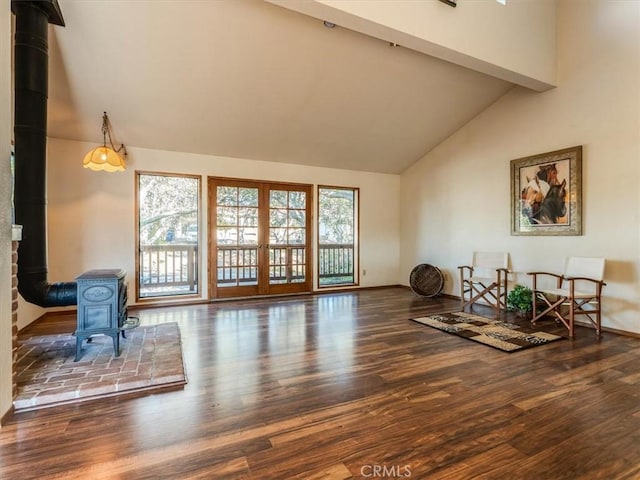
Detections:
[14, 322, 187, 411]
[410, 312, 564, 352]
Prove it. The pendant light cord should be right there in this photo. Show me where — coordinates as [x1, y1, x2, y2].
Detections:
[102, 111, 127, 157]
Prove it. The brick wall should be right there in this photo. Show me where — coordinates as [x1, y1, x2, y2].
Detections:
[11, 241, 18, 399]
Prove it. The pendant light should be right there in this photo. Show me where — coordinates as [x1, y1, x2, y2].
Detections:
[82, 112, 127, 172]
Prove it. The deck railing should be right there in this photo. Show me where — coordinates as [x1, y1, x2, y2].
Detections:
[318, 243, 355, 285]
[139, 244, 198, 296]
[139, 243, 354, 294]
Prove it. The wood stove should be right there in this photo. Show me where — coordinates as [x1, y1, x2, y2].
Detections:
[75, 269, 128, 361]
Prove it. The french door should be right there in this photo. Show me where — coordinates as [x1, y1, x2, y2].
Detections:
[208, 177, 312, 299]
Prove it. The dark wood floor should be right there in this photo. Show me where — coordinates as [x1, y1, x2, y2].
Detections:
[1, 287, 639, 479]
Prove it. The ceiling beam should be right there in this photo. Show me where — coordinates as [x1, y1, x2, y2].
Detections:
[268, 0, 557, 92]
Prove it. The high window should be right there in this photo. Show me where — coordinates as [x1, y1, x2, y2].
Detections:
[136, 172, 200, 299]
[317, 186, 359, 287]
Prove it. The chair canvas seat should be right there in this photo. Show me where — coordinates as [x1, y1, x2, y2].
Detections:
[468, 275, 499, 284]
[529, 257, 606, 338]
[537, 288, 598, 299]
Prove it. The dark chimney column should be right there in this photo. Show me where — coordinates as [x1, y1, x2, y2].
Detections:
[12, 0, 76, 307]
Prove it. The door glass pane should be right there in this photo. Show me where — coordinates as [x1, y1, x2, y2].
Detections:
[269, 247, 288, 284]
[270, 190, 287, 208]
[269, 228, 287, 244]
[288, 228, 305, 244]
[288, 210, 305, 228]
[289, 191, 306, 209]
[217, 227, 237, 245]
[318, 187, 358, 287]
[239, 227, 258, 245]
[239, 188, 258, 207]
[217, 186, 238, 206]
[269, 189, 307, 285]
[270, 208, 287, 227]
[239, 207, 258, 226]
[216, 185, 259, 288]
[291, 248, 306, 283]
[137, 173, 200, 298]
[217, 207, 237, 226]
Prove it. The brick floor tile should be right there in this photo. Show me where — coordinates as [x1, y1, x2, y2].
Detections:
[101, 371, 139, 381]
[35, 385, 80, 405]
[48, 372, 88, 382]
[78, 380, 118, 397]
[62, 376, 92, 387]
[116, 376, 152, 391]
[122, 360, 140, 372]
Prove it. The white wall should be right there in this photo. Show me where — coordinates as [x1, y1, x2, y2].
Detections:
[270, 0, 557, 90]
[0, 0, 13, 423]
[34, 139, 400, 326]
[400, 0, 640, 334]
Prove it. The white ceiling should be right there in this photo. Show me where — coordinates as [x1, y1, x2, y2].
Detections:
[47, 0, 513, 174]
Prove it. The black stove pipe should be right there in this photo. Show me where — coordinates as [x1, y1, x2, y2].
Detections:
[12, 0, 76, 307]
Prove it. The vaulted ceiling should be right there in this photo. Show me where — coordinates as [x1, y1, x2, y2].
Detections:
[47, 0, 514, 174]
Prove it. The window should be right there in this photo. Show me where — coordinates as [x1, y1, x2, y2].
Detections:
[317, 186, 358, 287]
[136, 172, 200, 299]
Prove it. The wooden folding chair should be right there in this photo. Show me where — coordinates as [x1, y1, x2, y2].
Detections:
[458, 252, 510, 314]
[528, 257, 606, 338]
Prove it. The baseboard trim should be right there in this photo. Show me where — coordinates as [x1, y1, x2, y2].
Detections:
[315, 284, 404, 294]
[129, 299, 211, 311]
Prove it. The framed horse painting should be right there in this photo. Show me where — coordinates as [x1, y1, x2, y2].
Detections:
[510, 145, 582, 236]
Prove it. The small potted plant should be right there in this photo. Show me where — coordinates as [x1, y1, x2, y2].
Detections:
[506, 284, 534, 319]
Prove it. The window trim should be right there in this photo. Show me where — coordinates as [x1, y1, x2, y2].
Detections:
[135, 170, 202, 303]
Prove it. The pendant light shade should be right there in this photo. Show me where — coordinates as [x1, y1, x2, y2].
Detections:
[83, 112, 127, 172]
[83, 146, 125, 172]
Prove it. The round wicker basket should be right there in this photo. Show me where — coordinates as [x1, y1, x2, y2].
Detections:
[409, 264, 444, 297]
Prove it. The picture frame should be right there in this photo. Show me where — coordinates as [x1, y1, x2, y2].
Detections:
[510, 146, 582, 236]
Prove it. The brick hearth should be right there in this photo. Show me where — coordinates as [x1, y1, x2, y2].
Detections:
[14, 323, 186, 411]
